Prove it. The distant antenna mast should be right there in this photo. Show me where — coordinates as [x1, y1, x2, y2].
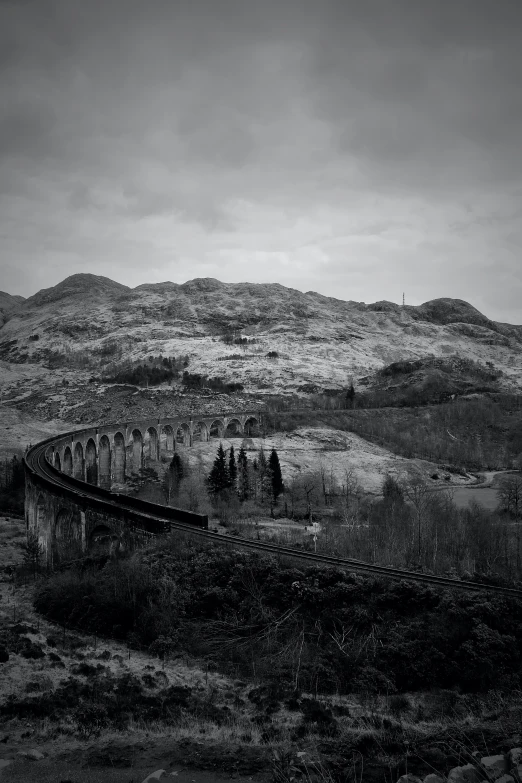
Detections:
[402, 292, 405, 307]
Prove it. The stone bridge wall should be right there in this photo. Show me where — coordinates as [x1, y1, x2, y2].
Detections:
[26, 472, 131, 566]
[47, 412, 261, 488]
[25, 411, 261, 568]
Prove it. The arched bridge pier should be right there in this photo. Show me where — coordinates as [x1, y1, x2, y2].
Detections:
[49, 412, 261, 489]
[24, 411, 261, 568]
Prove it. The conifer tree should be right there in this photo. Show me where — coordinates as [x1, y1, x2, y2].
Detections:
[171, 453, 184, 483]
[237, 446, 250, 501]
[382, 474, 403, 503]
[162, 452, 185, 504]
[262, 465, 274, 506]
[228, 445, 237, 490]
[22, 531, 44, 578]
[346, 382, 356, 408]
[251, 456, 259, 500]
[269, 448, 284, 498]
[257, 447, 271, 503]
[207, 443, 230, 496]
[258, 447, 267, 475]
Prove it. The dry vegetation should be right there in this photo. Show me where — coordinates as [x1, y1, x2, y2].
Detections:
[1, 523, 522, 782]
[2, 275, 522, 400]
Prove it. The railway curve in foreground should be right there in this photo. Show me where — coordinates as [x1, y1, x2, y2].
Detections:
[23, 422, 522, 598]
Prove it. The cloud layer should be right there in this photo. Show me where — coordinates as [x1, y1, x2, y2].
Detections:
[1, 0, 521, 322]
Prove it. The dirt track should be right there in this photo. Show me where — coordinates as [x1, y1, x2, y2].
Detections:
[0, 744, 270, 783]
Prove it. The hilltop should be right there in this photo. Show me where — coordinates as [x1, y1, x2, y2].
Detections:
[24, 273, 130, 307]
[0, 291, 25, 329]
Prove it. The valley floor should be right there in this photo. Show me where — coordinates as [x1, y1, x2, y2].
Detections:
[182, 428, 477, 494]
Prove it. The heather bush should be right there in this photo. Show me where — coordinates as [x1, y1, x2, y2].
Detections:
[34, 542, 522, 696]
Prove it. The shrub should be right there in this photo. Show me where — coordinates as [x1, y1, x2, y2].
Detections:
[388, 693, 411, 716]
[20, 641, 45, 659]
[33, 543, 522, 698]
[101, 354, 187, 386]
[0, 455, 25, 514]
[182, 371, 244, 393]
[74, 704, 109, 738]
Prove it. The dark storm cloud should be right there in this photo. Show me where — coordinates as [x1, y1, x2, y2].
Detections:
[0, 0, 521, 321]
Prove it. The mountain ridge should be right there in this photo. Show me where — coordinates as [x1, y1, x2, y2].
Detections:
[1, 273, 521, 396]
[3, 273, 520, 328]
[0, 291, 27, 329]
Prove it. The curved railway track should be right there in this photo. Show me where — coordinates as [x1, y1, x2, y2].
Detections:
[25, 438, 522, 598]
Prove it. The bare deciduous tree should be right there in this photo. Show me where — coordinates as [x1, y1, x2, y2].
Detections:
[401, 475, 433, 560]
[497, 474, 522, 569]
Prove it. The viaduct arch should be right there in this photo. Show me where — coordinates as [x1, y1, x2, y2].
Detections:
[24, 410, 262, 569]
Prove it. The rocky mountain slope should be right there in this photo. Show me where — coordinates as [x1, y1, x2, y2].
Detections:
[0, 291, 25, 329]
[1, 274, 521, 398]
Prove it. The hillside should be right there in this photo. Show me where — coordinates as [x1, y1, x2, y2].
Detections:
[0, 291, 24, 329]
[23, 273, 130, 308]
[0, 275, 521, 402]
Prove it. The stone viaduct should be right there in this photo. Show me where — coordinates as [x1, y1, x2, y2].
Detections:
[24, 411, 261, 569]
[48, 412, 261, 489]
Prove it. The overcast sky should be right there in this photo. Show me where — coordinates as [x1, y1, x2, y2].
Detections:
[1, 0, 521, 323]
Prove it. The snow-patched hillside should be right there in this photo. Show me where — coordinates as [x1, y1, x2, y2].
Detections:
[1, 274, 522, 396]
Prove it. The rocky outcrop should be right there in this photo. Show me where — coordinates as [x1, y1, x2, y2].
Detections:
[397, 748, 522, 783]
[0, 291, 24, 328]
[16, 749, 46, 760]
[409, 298, 497, 330]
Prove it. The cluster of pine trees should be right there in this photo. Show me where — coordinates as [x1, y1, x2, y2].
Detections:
[181, 371, 244, 393]
[102, 354, 189, 387]
[207, 443, 284, 503]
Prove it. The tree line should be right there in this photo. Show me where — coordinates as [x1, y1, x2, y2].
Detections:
[265, 395, 522, 472]
[150, 443, 522, 582]
[0, 455, 25, 514]
[156, 444, 284, 518]
[181, 372, 244, 393]
[102, 354, 189, 386]
[207, 443, 283, 502]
